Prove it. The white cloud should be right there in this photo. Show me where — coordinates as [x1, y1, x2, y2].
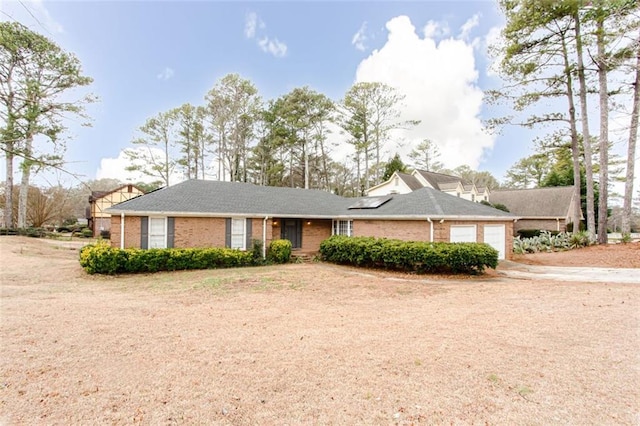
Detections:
[459, 13, 480, 40]
[244, 12, 264, 39]
[97, 148, 184, 185]
[353, 15, 494, 170]
[352, 22, 368, 51]
[258, 37, 287, 58]
[423, 20, 450, 40]
[244, 11, 287, 58]
[156, 67, 174, 81]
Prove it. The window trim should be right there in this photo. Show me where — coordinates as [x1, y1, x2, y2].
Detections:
[148, 216, 167, 249]
[231, 217, 247, 250]
[332, 219, 353, 237]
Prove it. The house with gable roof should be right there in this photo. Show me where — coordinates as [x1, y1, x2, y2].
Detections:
[88, 184, 146, 237]
[490, 186, 581, 234]
[106, 179, 517, 259]
[367, 169, 489, 203]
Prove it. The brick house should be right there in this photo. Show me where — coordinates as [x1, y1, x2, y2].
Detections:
[106, 180, 517, 259]
[367, 170, 489, 203]
[490, 186, 580, 234]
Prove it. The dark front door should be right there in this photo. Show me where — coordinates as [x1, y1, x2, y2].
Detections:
[281, 219, 302, 249]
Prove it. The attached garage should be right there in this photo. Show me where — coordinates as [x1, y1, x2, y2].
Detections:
[483, 224, 506, 260]
[450, 225, 477, 243]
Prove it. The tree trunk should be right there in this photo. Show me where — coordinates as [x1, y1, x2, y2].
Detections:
[4, 145, 15, 228]
[561, 31, 583, 232]
[574, 11, 596, 239]
[621, 33, 640, 235]
[596, 14, 609, 244]
[17, 134, 33, 228]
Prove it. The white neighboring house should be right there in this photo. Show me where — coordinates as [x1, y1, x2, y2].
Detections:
[367, 170, 489, 203]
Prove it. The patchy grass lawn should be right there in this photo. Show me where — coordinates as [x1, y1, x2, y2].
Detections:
[1, 237, 638, 424]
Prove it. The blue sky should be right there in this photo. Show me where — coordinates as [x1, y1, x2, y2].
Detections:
[2, 0, 540, 187]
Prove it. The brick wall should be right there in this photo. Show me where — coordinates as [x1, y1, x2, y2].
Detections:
[110, 215, 514, 259]
[354, 219, 431, 241]
[270, 218, 331, 253]
[301, 219, 331, 252]
[111, 216, 271, 250]
[110, 215, 142, 248]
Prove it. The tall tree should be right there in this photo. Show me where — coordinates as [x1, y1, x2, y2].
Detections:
[0, 22, 94, 228]
[340, 82, 418, 191]
[205, 74, 261, 182]
[490, 1, 587, 231]
[504, 154, 551, 189]
[381, 153, 407, 181]
[622, 31, 640, 235]
[573, 6, 597, 237]
[125, 110, 178, 187]
[269, 87, 334, 189]
[173, 103, 211, 180]
[408, 139, 444, 172]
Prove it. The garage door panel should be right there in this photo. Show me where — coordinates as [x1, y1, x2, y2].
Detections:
[484, 224, 506, 260]
[450, 225, 477, 243]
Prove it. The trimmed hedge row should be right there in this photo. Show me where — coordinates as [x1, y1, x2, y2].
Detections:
[319, 235, 498, 274]
[79, 239, 293, 275]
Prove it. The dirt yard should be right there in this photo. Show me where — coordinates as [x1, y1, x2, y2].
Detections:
[513, 241, 640, 268]
[1, 237, 638, 425]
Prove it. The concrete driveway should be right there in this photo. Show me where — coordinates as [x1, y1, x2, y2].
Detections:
[499, 260, 640, 284]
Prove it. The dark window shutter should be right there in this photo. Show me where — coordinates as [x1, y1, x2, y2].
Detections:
[167, 217, 175, 248]
[245, 218, 252, 249]
[225, 218, 231, 248]
[140, 217, 148, 249]
[296, 220, 302, 248]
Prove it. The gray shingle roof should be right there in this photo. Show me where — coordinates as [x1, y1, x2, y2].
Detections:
[415, 170, 468, 190]
[108, 179, 515, 219]
[396, 172, 424, 191]
[490, 186, 575, 217]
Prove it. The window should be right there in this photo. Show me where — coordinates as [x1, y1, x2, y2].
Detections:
[471, 194, 476, 202]
[149, 217, 166, 248]
[231, 218, 246, 250]
[333, 220, 353, 237]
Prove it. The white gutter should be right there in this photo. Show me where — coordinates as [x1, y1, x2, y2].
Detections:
[427, 218, 434, 242]
[120, 212, 125, 249]
[262, 216, 268, 259]
[106, 210, 520, 222]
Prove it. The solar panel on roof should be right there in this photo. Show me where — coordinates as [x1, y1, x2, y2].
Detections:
[348, 195, 393, 209]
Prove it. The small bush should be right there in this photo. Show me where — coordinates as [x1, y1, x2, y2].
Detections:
[81, 228, 94, 238]
[319, 235, 498, 274]
[79, 242, 257, 275]
[267, 239, 292, 264]
[250, 239, 264, 264]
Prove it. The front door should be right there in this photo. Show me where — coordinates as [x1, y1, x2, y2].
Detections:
[281, 219, 302, 249]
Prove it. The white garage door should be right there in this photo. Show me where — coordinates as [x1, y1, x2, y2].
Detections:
[450, 225, 477, 243]
[484, 224, 506, 260]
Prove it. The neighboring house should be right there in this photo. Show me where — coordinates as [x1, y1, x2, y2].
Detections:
[106, 180, 517, 260]
[88, 184, 146, 236]
[490, 186, 580, 234]
[367, 170, 489, 203]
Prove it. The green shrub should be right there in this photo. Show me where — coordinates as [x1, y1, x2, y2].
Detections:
[250, 239, 265, 265]
[81, 228, 94, 238]
[79, 242, 257, 275]
[319, 235, 498, 274]
[267, 239, 292, 264]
